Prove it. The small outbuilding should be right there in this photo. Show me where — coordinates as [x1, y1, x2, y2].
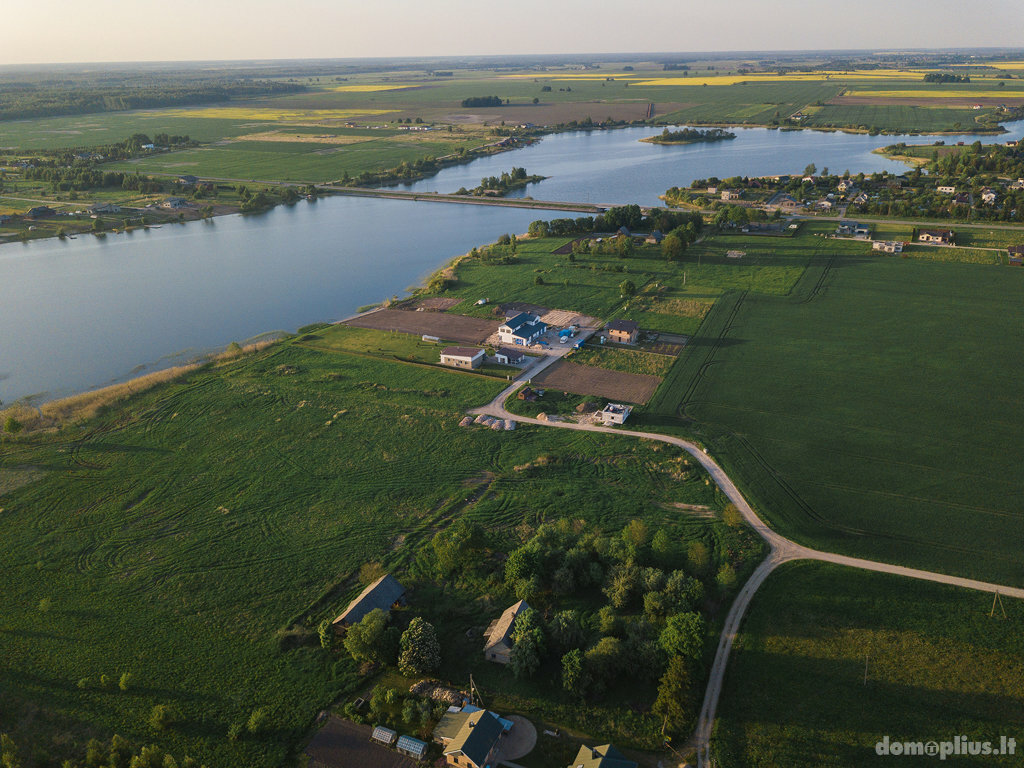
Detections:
[600, 403, 632, 426]
[371, 725, 398, 747]
[331, 574, 406, 633]
[440, 347, 485, 369]
[484, 599, 530, 664]
[396, 735, 428, 760]
[495, 347, 526, 365]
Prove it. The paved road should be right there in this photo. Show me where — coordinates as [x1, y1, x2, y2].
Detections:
[469, 382, 1024, 768]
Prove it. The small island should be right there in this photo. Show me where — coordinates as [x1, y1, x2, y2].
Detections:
[454, 166, 546, 197]
[641, 127, 737, 145]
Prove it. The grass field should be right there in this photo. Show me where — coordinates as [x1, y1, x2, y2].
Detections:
[0, 330, 752, 765]
[714, 561, 1024, 767]
[568, 344, 677, 377]
[642, 246, 1024, 586]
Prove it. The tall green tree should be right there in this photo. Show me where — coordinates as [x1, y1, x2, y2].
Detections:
[398, 618, 440, 676]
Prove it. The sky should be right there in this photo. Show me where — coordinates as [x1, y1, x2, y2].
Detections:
[3, 0, 1024, 66]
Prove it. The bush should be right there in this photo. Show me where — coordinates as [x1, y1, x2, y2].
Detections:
[147, 704, 175, 731]
[119, 672, 133, 691]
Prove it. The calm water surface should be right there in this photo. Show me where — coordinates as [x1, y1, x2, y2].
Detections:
[4, 122, 1023, 403]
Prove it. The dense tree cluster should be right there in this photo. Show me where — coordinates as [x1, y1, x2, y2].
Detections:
[0, 732, 207, 768]
[923, 72, 970, 83]
[460, 95, 504, 108]
[649, 127, 736, 144]
[528, 205, 703, 239]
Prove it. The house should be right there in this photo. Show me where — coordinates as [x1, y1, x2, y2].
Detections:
[873, 241, 904, 254]
[498, 313, 547, 346]
[981, 188, 998, 204]
[645, 230, 663, 244]
[853, 192, 869, 205]
[600, 403, 632, 426]
[568, 743, 638, 768]
[815, 198, 833, 211]
[89, 203, 121, 215]
[331, 574, 406, 633]
[720, 189, 741, 201]
[937, 185, 956, 195]
[0, 214, 13, 226]
[483, 600, 530, 664]
[605, 319, 639, 345]
[27, 206, 56, 219]
[442, 709, 507, 768]
[918, 229, 954, 244]
[1010, 179, 1024, 190]
[765, 192, 802, 212]
[177, 174, 199, 185]
[837, 179, 854, 192]
[1008, 245, 1024, 265]
[952, 193, 971, 206]
[616, 226, 631, 237]
[160, 197, 189, 209]
[440, 347, 485, 369]
[494, 347, 526, 366]
[835, 221, 869, 238]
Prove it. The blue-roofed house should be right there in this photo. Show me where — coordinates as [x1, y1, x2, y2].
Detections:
[497, 313, 547, 346]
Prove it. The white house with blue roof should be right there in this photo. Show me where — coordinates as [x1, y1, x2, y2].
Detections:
[498, 313, 547, 346]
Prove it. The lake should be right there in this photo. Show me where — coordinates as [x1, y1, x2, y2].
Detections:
[3, 122, 1023, 404]
[400, 122, 1024, 205]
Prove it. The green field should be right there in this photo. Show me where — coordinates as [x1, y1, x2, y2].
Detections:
[801, 104, 1000, 133]
[714, 561, 1024, 767]
[568, 344, 676, 377]
[0, 326, 760, 765]
[643, 247, 1024, 585]
[432, 234, 815, 332]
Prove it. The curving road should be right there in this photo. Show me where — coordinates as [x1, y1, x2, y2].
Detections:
[469, 374, 1024, 767]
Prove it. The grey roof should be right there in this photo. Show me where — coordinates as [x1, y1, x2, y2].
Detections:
[606, 319, 638, 333]
[444, 710, 504, 766]
[495, 347, 525, 360]
[441, 346, 485, 359]
[333, 574, 405, 626]
[484, 600, 529, 653]
[569, 743, 638, 768]
[501, 313, 536, 331]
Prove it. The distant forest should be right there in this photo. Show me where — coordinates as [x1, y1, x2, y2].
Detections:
[0, 80, 305, 121]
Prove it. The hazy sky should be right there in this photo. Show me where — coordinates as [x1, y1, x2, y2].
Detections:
[4, 0, 1023, 66]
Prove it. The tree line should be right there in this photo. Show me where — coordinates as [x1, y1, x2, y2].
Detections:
[0, 80, 305, 121]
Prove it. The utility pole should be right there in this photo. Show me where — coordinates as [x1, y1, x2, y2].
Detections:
[991, 591, 1007, 619]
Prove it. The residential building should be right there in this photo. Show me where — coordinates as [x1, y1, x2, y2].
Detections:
[605, 319, 639, 345]
[498, 313, 547, 346]
[177, 174, 199, 185]
[331, 574, 406, 633]
[568, 743, 638, 768]
[835, 221, 869, 238]
[645, 230, 664, 244]
[872, 241, 904, 254]
[853, 192, 869, 205]
[937, 185, 956, 195]
[600, 403, 632, 426]
[89, 203, 121, 214]
[160, 197, 189, 209]
[494, 348, 526, 366]
[440, 347, 485, 369]
[917, 229, 954, 244]
[1010, 178, 1024, 190]
[1008, 245, 1024, 265]
[765, 192, 802, 212]
[981, 188, 998, 204]
[720, 189, 741, 201]
[442, 709, 507, 768]
[483, 600, 530, 664]
[27, 206, 56, 219]
[837, 179, 854, 192]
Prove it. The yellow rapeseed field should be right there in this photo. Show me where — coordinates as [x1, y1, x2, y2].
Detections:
[330, 84, 416, 92]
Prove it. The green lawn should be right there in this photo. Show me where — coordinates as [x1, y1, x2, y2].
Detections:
[568, 344, 676, 377]
[714, 561, 1024, 767]
[642, 249, 1024, 585]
